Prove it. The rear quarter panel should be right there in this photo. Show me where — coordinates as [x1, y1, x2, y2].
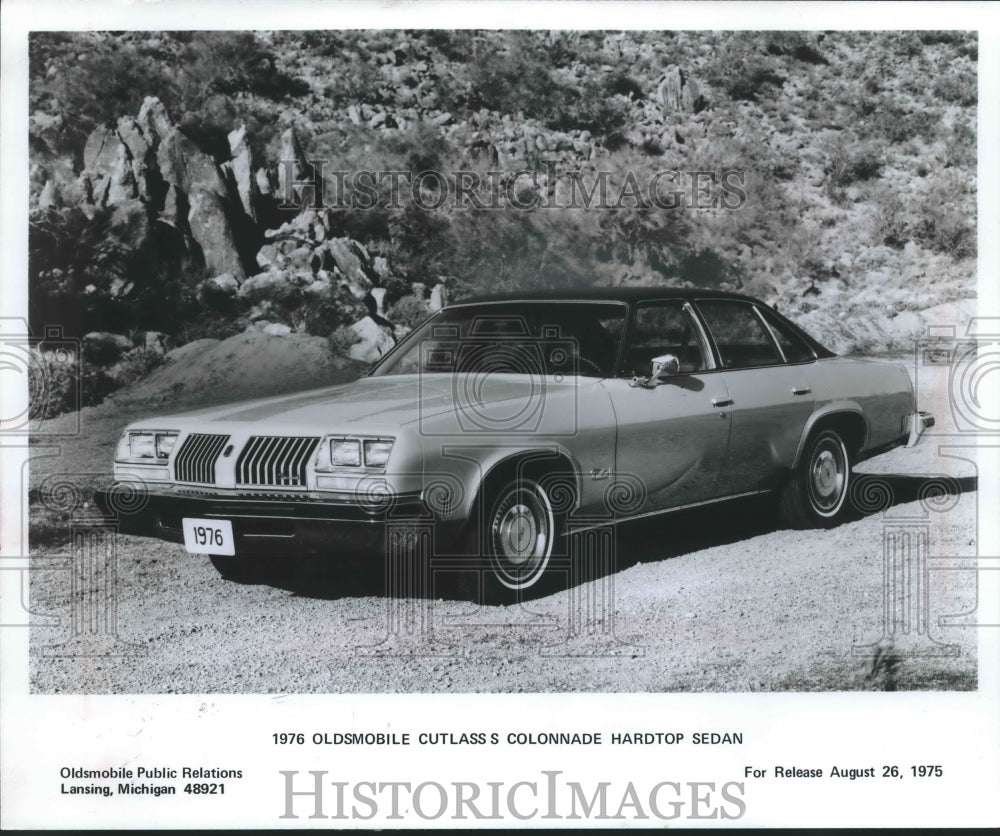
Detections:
[808, 357, 914, 455]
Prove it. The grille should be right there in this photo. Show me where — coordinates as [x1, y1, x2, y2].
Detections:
[235, 436, 320, 488]
[173, 433, 230, 484]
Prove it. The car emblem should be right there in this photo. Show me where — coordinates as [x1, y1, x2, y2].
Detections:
[222, 444, 234, 457]
[590, 467, 614, 481]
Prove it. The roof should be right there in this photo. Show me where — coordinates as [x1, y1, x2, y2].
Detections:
[455, 287, 764, 305]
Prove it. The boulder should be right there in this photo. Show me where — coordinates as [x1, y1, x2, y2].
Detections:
[82, 332, 133, 364]
[657, 65, 685, 112]
[370, 287, 387, 317]
[228, 124, 259, 222]
[156, 126, 228, 199]
[143, 331, 171, 354]
[116, 115, 154, 201]
[348, 316, 395, 362]
[198, 273, 241, 307]
[136, 96, 174, 145]
[429, 282, 449, 312]
[38, 179, 61, 210]
[325, 237, 371, 285]
[263, 322, 293, 336]
[276, 126, 310, 206]
[188, 188, 246, 279]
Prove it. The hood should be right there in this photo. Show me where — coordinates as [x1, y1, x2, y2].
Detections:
[140, 373, 587, 434]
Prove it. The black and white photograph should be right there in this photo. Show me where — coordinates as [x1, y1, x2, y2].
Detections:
[2, 0, 998, 829]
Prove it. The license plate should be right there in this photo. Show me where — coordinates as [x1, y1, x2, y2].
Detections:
[182, 518, 235, 556]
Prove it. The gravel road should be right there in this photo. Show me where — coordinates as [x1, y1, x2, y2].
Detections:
[28, 487, 977, 694]
[27, 357, 980, 693]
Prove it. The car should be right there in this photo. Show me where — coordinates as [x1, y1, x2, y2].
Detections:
[95, 288, 934, 602]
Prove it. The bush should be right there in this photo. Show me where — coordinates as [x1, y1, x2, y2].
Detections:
[387, 294, 431, 330]
[111, 346, 165, 387]
[327, 324, 360, 357]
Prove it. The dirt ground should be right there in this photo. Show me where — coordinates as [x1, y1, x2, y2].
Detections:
[27, 336, 981, 693]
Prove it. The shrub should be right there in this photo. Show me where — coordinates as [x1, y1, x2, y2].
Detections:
[327, 324, 360, 357]
[111, 346, 165, 387]
[387, 294, 431, 330]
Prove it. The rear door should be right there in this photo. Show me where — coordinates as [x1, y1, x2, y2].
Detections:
[601, 300, 732, 515]
[694, 299, 816, 493]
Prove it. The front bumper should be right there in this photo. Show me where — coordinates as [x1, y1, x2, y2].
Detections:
[93, 486, 459, 557]
[905, 410, 936, 448]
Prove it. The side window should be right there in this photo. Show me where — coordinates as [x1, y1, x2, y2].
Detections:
[623, 301, 711, 376]
[696, 300, 782, 369]
[758, 306, 815, 364]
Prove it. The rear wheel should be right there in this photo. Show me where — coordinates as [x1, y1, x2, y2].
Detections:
[778, 428, 851, 528]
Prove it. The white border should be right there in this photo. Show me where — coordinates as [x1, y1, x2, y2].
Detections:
[2, 2, 998, 828]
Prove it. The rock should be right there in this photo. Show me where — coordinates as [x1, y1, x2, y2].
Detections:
[255, 167, 274, 196]
[372, 256, 390, 279]
[657, 65, 685, 111]
[82, 332, 133, 364]
[198, 273, 241, 307]
[431, 111, 453, 126]
[227, 125, 259, 222]
[277, 126, 309, 206]
[325, 238, 372, 289]
[156, 126, 228, 199]
[143, 331, 170, 354]
[347, 104, 362, 125]
[160, 184, 188, 228]
[116, 115, 154, 201]
[38, 180, 61, 210]
[256, 244, 279, 269]
[188, 188, 246, 279]
[238, 270, 292, 302]
[348, 316, 395, 362]
[136, 96, 174, 145]
[370, 287, 387, 317]
[429, 283, 449, 312]
[263, 322, 292, 336]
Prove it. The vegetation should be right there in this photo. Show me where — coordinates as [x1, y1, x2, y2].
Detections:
[28, 29, 977, 400]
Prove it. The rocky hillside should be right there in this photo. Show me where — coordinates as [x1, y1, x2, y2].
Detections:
[27, 30, 977, 414]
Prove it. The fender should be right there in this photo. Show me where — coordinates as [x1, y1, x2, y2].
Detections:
[422, 442, 584, 525]
[791, 402, 869, 469]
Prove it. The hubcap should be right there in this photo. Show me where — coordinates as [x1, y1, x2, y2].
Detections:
[489, 482, 554, 589]
[808, 435, 847, 514]
[497, 503, 539, 564]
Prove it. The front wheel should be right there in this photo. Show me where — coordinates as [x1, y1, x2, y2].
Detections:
[778, 428, 851, 529]
[462, 475, 566, 604]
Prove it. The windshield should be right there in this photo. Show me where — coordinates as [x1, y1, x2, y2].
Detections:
[371, 301, 628, 378]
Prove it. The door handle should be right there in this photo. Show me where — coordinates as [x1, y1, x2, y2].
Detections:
[711, 397, 734, 408]
[791, 386, 811, 396]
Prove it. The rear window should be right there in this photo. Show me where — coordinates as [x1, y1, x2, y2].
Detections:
[696, 300, 782, 369]
[758, 306, 815, 363]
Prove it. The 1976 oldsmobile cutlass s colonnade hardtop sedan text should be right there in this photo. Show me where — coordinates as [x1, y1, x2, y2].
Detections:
[96, 289, 933, 602]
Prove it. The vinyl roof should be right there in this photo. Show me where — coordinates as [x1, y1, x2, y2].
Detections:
[457, 287, 765, 305]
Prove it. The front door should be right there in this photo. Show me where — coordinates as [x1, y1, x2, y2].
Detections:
[601, 300, 732, 517]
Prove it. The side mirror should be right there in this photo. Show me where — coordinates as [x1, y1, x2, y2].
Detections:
[650, 353, 680, 380]
[630, 353, 680, 388]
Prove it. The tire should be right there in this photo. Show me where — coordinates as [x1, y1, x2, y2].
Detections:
[209, 553, 275, 584]
[461, 474, 566, 605]
[777, 428, 852, 529]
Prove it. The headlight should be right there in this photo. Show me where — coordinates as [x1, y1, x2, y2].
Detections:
[363, 439, 394, 468]
[331, 439, 362, 467]
[318, 436, 395, 470]
[115, 431, 179, 464]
